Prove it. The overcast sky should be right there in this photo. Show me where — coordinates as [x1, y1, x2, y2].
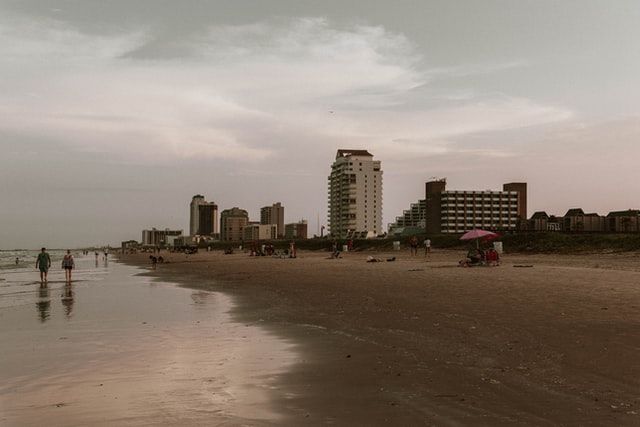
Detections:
[1, 0, 640, 249]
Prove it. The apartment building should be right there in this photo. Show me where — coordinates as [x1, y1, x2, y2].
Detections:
[425, 180, 527, 234]
[328, 149, 382, 239]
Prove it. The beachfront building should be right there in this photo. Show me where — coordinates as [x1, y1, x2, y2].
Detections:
[284, 220, 308, 239]
[425, 180, 527, 234]
[243, 224, 278, 241]
[198, 202, 219, 237]
[606, 210, 640, 233]
[528, 211, 563, 232]
[328, 149, 382, 239]
[260, 202, 285, 238]
[121, 240, 139, 252]
[220, 207, 249, 242]
[527, 209, 640, 233]
[562, 208, 606, 232]
[141, 228, 183, 246]
[189, 195, 205, 236]
[388, 199, 426, 235]
[189, 195, 218, 236]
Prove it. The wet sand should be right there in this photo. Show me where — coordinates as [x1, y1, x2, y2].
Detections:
[0, 257, 297, 426]
[122, 249, 640, 425]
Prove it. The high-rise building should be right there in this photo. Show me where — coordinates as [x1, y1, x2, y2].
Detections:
[190, 195, 218, 236]
[260, 202, 285, 238]
[220, 207, 249, 242]
[328, 149, 383, 239]
[198, 203, 219, 236]
[424, 180, 527, 234]
[503, 182, 528, 221]
[189, 195, 205, 236]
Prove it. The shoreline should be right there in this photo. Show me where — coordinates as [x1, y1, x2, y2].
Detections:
[0, 257, 298, 426]
[121, 249, 640, 425]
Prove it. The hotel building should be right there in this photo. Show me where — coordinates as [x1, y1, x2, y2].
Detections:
[190, 195, 219, 236]
[425, 180, 527, 234]
[328, 149, 382, 239]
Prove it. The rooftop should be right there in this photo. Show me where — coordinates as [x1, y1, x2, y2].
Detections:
[336, 149, 373, 158]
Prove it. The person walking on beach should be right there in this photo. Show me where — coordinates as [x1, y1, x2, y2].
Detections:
[61, 250, 75, 283]
[35, 248, 51, 283]
[424, 238, 431, 258]
[409, 235, 419, 256]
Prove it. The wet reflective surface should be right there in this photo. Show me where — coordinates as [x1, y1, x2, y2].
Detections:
[0, 256, 297, 425]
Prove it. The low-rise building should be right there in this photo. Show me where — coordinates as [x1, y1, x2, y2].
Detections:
[243, 224, 278, 241]
[562, 208, 606, 232]
[528, 211, 564, 232]
[121, 240, 139, 252]
[606, 210, 640, 233]
[141, 228, 183, 246]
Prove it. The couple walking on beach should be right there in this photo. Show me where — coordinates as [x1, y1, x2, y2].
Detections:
[35, 248, 75, 283]
[409, 236, 432, 257]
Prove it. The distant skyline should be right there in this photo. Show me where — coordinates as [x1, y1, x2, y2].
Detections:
[2, 1, 640, 249]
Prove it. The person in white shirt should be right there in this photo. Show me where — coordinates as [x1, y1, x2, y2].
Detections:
[424, 238, 431, 257]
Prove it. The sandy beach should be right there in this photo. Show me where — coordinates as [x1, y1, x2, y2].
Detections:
[121, 249, 640, 425]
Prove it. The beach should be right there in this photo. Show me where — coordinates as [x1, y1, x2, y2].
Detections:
[0, 254, 298, 426]
[119, 249, 640, 425]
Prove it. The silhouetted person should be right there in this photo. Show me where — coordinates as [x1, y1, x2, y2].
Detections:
[61, 250, 75, 283]
[35, 247, 51, 283]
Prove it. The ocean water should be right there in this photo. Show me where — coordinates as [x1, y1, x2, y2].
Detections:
[0, 253, 298, 425]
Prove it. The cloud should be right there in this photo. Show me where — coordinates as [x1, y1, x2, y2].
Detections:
[0, 14, 572, 167]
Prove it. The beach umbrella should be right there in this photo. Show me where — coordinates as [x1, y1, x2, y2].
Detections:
[460, 229, 499, 248]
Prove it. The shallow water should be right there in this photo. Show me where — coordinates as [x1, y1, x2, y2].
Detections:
[0, 255, 298, 426]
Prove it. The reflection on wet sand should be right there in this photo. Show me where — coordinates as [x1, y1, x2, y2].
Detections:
[61, 283, 74, 318]
[36, 284, 50, 323]
[2, 260, 297, 426]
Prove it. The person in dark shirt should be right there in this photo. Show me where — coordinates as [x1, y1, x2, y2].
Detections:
[36, 248, 51, 283]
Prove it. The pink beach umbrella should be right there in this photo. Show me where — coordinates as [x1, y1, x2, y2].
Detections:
[460, 229, 499, 248]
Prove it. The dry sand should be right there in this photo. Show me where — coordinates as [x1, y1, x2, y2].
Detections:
[123, 249, 640, 425]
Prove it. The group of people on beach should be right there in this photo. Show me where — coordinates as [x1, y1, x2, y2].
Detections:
[459, 247, 501, 267]
[35, 248, 76, 283]
[408, 235, 431, 257]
